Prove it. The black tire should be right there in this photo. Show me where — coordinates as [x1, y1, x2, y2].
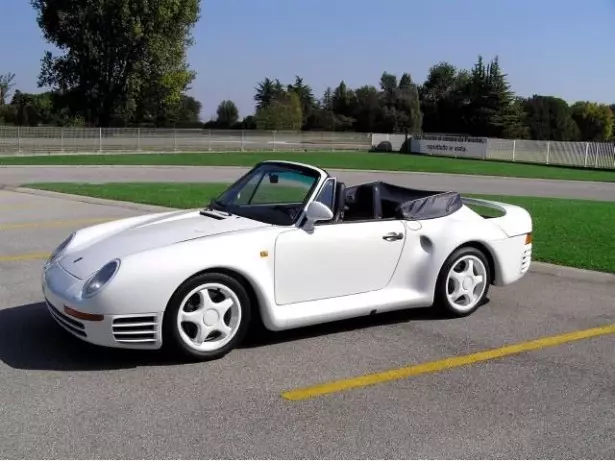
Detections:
[434, 246, 491, 317]
[162, 272, 252, 362]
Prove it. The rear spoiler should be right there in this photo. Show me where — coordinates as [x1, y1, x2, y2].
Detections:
[461, 197, 532, 238]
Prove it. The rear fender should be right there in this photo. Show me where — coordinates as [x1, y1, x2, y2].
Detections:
[461, 197, 532, 237]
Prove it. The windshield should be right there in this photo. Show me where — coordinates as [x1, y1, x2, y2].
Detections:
[208, 162, 322, 225]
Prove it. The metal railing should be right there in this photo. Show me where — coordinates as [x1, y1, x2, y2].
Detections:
[1, 126, 613, 170]
[373, 132, 615, 170]
[0, 127, 372, 154]
[486, 138, 615, 169]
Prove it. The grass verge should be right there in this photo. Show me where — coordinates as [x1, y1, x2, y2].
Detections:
[25, 182, 615, 274]
[3, 150, 614, 182]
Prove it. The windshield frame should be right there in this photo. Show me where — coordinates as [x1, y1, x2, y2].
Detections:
[207, 161, 328, 226]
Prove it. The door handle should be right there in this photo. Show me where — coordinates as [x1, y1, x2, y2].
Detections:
[382, 232, 403, 241]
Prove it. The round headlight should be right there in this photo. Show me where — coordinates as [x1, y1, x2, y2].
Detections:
[82, 259, 120, 298]
[46, 232, 75, 267]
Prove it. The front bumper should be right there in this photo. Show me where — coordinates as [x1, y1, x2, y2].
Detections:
[42, 262, 163, 350]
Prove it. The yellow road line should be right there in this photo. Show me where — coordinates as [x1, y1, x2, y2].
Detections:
[0, 252, 50, 262]
[0, 217, 112, 231]
[281, 323, 615, 401]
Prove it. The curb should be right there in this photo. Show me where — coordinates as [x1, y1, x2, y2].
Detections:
[4, 186, 615, 283]
[528, 261, 615, 284]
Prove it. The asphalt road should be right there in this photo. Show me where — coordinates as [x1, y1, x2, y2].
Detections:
[1, 189, 615, 459]
[1, 165, 614, 201]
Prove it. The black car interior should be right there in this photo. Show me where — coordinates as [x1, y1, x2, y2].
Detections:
[328, 179, 462, 223]
[338, 182, 402, 222]
[341, 183, 380, 221]
[324, 181, 388, 223]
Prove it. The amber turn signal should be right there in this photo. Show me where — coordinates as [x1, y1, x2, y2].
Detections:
[525, 233, 533, 244]
[64, 306, 104, 322]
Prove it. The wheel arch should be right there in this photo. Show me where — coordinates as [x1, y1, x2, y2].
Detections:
[163, 265, 267, 331]
[449, 240, 497, 285]
[431, 239, 495, 317]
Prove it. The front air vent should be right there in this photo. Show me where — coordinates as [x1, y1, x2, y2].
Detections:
[46, 299, 87, 338]
[112, 315, 158, 343]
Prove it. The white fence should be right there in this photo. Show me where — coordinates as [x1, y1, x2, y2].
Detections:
[0, 127, 372, 154]
[1, 126, 614, 170]
[371, 133, 615, 170]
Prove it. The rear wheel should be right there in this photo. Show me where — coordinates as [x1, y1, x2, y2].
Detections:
[163, 272, 252, 361]
[434, 247, 491, 317]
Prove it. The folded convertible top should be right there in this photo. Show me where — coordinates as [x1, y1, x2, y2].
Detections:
[345, 181, 463, 220]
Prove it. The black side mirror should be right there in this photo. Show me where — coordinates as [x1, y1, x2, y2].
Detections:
[268, 173, 279, 184]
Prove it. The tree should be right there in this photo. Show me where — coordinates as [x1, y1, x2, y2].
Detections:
[177, 95, 202, 123]
[457, 55, 528, 138]
[30, 0, 200, 126]
[0, 72, 16, 106]
[484, 57, 527, 138]
[321, 87, 333, 111]
[522, 95, 578, 141]
[377, 72, 422, 133]
[3, 90, 58, 126]
[306, 87, 338, 131]
[254, 78, 285, 110]
[419, 62, 464, 133]
[242, 58, 614, 141]
[351, 85, 380, 132]
[10, 91, 35, 126]
[254, 90, 302, 130]
[216, 100, 239, 127]
[570, 101, 614, 141]
[0, 105, 16, 125]
[332, 80, 354, 118]
[287, 76, 317, 128]
[328, 81, 356, 131]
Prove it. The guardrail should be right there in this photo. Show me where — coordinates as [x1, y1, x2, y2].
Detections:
[0, 127, 372, 155]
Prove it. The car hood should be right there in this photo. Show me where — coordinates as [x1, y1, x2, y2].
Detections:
[58, 209, 270, 280]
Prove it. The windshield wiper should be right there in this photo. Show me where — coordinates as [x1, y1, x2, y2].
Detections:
[204, 199, 232, 216]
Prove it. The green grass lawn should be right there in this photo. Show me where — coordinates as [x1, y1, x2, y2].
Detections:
[25, 182, 615, 274]
[3, 150, 614, 182]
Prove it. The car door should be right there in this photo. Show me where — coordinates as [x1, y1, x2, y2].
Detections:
[273, 219, 406, 305]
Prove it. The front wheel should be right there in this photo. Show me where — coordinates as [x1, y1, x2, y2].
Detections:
[434, 247, 491, 317]
[163, 272, 252, 361]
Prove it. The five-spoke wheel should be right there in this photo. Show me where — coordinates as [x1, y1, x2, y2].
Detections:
[164, 272, 252, 361]
[435, 246, 491, 317]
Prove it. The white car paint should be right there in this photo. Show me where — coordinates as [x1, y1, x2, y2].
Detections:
[41, 159, 533, 356]
[59, 209, 271, 280]
[274, 220, 407, 305]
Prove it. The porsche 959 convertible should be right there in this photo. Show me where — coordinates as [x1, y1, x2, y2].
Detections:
[42, 160, 533, 361]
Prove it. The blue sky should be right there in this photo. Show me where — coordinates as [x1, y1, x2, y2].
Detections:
[1, 0, 613, 120]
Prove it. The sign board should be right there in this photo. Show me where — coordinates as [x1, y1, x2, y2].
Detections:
[410, 138, 488, 159]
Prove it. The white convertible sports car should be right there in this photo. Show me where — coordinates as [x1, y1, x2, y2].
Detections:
[42, 160, 533, 361]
